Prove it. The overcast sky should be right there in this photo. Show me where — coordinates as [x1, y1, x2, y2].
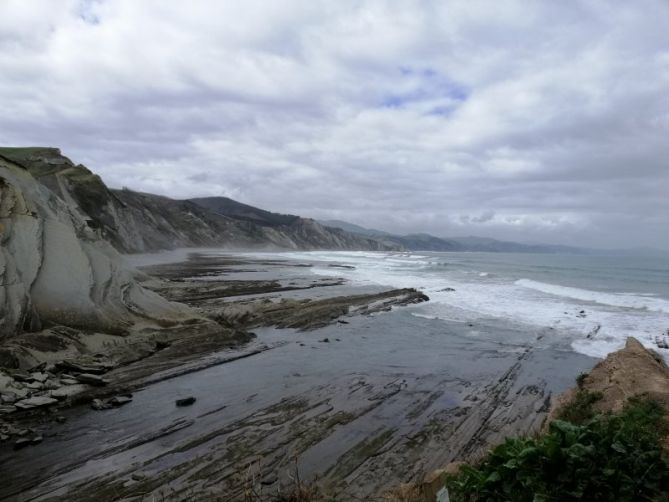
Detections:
[1, 1, 668, 249]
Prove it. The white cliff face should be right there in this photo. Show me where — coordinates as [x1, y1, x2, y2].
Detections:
[0, 156, 193, 339]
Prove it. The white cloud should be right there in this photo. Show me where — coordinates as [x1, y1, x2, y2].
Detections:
[1, 0, 668, 248]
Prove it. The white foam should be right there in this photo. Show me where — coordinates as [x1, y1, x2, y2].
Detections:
[237, 250, 669, 360]
[515, 279, 669, 314]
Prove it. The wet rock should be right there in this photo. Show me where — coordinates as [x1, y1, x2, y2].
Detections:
[56, 360, 109, 375]
[321, 338, 330, 343]
[0, 434, 8, 441]
[1, 392, 17, 404]
[55, 415, 67, 423]
[0, 405, 17, 414]
[31, 435, 43, 445]
[176, 396, 196, 407]
[10, 370, 30, 382]
[10, 388, 28, 400]
[14, 396, 58, 410]
[25, 381, 43, 390]
[60, 377, 79, 386]
[0, 373, 14, 391]
[75, 373, 109, 386]
[50, 384, 88, 400]
[109, 395, 133, 407]
[14, 438, 32, 450]
[50, 389, 70, 401]
[90, 399, 110, 411]
[260, 474, 278, 486]
[131, 472, 147, 481]
[155, 340, 171, 350]
[439, 287, 456, 292]
[43, 379, 61, 390]
[337, 319, 349, 324]
[30, 372, 49, 383]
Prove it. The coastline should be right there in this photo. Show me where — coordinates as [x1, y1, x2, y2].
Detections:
[0, 251, 596, 501]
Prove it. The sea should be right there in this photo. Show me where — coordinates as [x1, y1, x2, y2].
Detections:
[247, 250, 669, 360]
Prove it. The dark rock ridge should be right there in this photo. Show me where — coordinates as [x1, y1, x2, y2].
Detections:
[0, 147, 398, 253]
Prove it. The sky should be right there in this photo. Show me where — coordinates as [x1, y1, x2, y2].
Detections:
[1, 0, 668, 249]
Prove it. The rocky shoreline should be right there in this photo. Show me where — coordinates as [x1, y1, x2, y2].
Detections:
[0, 251, 597, 501]
[0, 253, 428, 469]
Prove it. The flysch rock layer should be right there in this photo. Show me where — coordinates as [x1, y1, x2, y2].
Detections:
[0, 154, 200, 341]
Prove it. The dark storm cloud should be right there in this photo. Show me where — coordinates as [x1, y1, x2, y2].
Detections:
[1, 0, 668, 249]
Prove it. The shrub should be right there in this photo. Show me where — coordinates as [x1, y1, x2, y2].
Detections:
[556, 389, 602, 424]
[446, 397, 669, 501]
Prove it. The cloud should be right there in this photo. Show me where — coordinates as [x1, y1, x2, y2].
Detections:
[1, 0, 668, 248]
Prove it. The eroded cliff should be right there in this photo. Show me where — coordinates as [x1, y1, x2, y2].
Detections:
[0, 154, 195, 340]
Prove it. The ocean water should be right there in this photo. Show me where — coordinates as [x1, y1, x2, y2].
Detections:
[246, 250, 669, 359]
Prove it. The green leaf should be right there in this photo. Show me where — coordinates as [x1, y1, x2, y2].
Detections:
[485, 471, 501, 483]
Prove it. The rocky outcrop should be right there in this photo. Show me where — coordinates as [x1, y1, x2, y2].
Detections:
[0, 153, 196, 340]
[549, 337, 669, 420]
[0, 147, 399, 253]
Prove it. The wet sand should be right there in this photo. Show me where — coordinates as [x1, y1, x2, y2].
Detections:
[0, 252, 596, 501]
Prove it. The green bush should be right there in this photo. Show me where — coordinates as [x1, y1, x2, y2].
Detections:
[446, 398, 669, 501]
[556, 389, 602, 424]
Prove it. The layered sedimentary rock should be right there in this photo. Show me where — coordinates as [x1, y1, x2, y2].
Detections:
[0, 147, 397, 253]
[0, 154, 193, 339]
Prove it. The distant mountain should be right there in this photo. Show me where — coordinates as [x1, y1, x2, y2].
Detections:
[448, 236, 587, 254]
[392, 233, 464, 251]
[318, 219, 391, 237]
[0, 147, 399, 253]
[321, 220, 589, 254]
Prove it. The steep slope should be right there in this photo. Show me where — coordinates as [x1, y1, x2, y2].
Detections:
[191, 196, 299, 227]
[0, 153, 194, 339]
[190, 197, 397, 251]
[0, 148, 398, 253]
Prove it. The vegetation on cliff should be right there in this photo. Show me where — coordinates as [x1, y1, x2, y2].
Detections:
[445, 395, 669, 501]
[441, 337, 669, 501]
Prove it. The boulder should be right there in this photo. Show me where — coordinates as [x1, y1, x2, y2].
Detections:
[75, 373, 109, 386]
[14, 396, 58, 410]
[0, 392, 17, 404]
[91, 399, 109, 411]
[176, 396, 196, 407]
[50, 385, 88, 400]
[56, 360, 110, 375]
[29, 372, 48, 383]
[43, 379, 60, 390]
[108, 395, 132, 407]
